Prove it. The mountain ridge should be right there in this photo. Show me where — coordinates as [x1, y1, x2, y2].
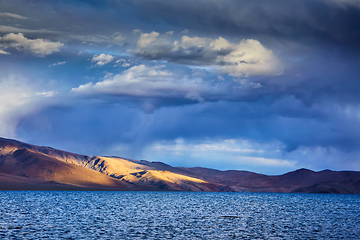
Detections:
[1, 137, 360, 193]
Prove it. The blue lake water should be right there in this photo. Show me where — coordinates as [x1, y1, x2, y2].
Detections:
[0, 191, 359, 239]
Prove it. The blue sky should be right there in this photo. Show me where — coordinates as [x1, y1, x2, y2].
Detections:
[1, 0, 360, 174]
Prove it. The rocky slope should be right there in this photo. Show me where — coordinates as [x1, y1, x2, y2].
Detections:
[1, 137, 360, 193]
[0, 137, 216, 191]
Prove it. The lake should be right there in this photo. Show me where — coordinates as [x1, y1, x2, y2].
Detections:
[0, 191, 359, 239]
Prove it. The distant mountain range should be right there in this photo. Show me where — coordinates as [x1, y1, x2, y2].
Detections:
[1, 137, 360, 193]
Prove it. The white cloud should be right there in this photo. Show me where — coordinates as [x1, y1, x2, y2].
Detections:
[71, 33, 126, 46]
[155, 144, 263, 154]
[236, 156, 295, 167]
[217, 39, 283, 77]
[181, 29, 189, 34]
[153, 138, 265, 154]
[114, 35, 125, 42]
[72, 64, 221, 106]
[114, 59, 132, 68]
[0, 75, 56, 138]
[135, 32, 283, 77]
[71, 64, 267, 111]
[0, 49, 9, 54]
[142, 138, 296, 172]
[0, 12, 29, 20]
[0, 25, 58, 34]
[49, 61, 66, 67]
[177, 35, 209, 48]
[136, 31, 160, 49]
[91, 54, 114, 66]
[0, 33, 63, 56]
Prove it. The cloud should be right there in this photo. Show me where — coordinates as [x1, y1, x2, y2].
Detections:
[153, 139, 265, 154]
[69, 62, 278, 112]
[0, 33, 63, 56]
[181, 29, 189, 34]
[72, 33, 126, 46]
[142, 137, 296, 172]
[91, 54, 114, 66]
[70, 62, 289, 112]
[135, 32, 283, 76]
[49, 61, 66, 67]
[0, 12, 29, 20]
[19, 93, 360, 173]
[327, 0, 360, 8]
[72, 64, 219, 111]
[0, 25, 58, 34]
[236, 156, 295, 167]
[114, 59, 132, 67]
[136, 31, 160, 49]
[0, 49, 9, 54]
[131, 0, 360, 53]
[0, 75, 56, 138]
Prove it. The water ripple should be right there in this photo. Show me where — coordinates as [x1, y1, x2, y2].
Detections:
[0, 191, 359, 239]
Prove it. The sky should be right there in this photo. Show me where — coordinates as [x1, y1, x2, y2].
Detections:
[1, 0, 360, 174]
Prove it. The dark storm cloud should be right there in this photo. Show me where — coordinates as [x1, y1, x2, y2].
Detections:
[0, 0, 134, 44]
[49, 0, 360, 107]
[2, 0, 359, 50]
[16, 95, 360, 172]
[130, 0, 360, 51]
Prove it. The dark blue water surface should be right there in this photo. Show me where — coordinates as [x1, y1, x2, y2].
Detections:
[0, 191, 359, 239]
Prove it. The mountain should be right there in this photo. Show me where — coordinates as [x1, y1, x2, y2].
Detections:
[1, 137, 360, 193]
